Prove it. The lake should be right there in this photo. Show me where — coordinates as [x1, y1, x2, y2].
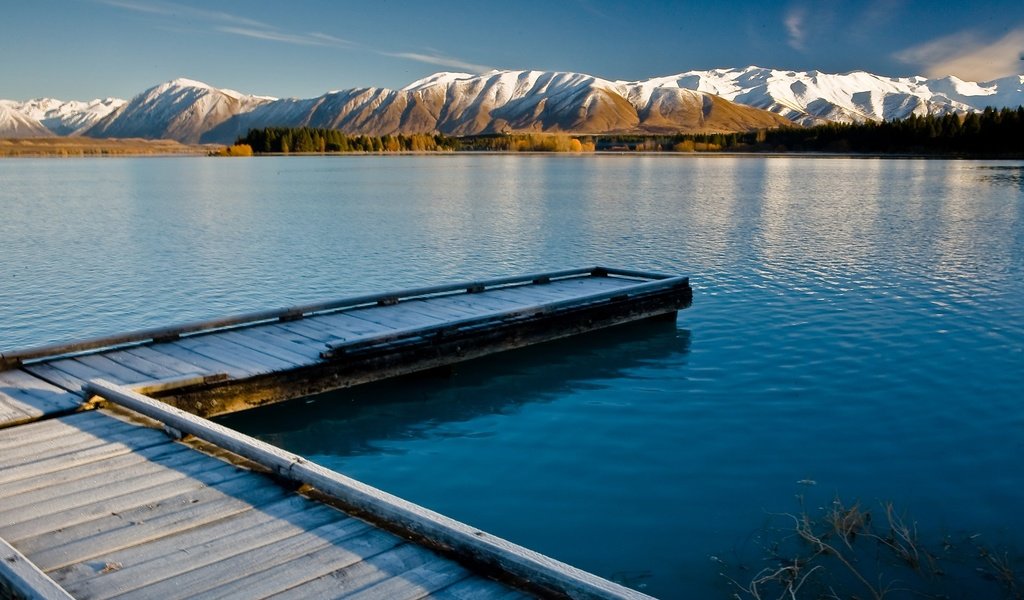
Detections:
[1, 155, 1022, 598]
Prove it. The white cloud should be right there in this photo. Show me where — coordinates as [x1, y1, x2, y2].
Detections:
[895, 27, 1024, 81]
[784, 6, 806, 51]
[217, 27, 352, 48]
[99, 0, 490, 77]
[98, 0, 268, 28]
[380, 51, 494, 73]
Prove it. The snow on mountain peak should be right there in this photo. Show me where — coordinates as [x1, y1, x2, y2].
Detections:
[3, 67, 1022, 142]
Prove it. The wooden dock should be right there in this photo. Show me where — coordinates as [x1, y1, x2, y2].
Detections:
[0, 267, 691, 422]
[0, 267, 691, 599]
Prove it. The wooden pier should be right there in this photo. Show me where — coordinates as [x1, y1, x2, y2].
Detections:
[0, 267, 691, 599]
[0, 267, 691, 422]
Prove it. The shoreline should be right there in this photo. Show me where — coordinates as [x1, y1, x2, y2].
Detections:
[1, 139, 1020, 160]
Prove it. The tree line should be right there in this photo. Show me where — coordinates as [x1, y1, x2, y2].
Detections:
[614, 106, 1023, 155]
[238, 128, 458, 153]
[232, 107, 1023, 157]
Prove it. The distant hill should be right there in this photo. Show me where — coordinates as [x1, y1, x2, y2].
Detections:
[2, 67, 1022, 142]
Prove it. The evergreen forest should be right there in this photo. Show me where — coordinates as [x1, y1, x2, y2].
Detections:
[232, 106, 1024, 157]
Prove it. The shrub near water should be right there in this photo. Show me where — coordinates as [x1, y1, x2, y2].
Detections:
[718, 490, 1023, 599]
[212, 144, 254, 157]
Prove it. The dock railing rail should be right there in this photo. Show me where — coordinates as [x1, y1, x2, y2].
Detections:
[0, 267, 676, 369]
[84, 378, 656, 600]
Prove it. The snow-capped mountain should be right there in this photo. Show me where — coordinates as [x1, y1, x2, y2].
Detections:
[203, 70, 790, 143]
[2, 67, 1022, 142]
[0, 104, 52, 138]
[4, 97, 125, 135]
[660, 66, 1024, 125]
[86, 78, 275, 143]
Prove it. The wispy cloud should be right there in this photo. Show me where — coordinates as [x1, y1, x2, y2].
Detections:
[379, 51, 494, 73]
[217, 27, 353, 48]
[784, 5, 806, 51]
[98, 0, 267, 28]
[895, 27, 1024, 81]
[98, 0, 492, 77]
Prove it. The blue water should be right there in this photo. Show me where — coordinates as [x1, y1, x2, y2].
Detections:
[1, 156, 1022, 598]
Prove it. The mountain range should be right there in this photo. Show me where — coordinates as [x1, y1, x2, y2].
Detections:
[2, 67, 1022, 143]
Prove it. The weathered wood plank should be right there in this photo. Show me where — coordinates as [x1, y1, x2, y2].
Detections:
[54, 496, 347, 599]
[0, 427, 171, 486]
[478, 286, 571, 305]
[100, 348, 193, 380]
[121, 345, 240, 379]
[258, 322, 332, 347]
[0, 537, 75, 600]
[0, 369, 78, 416]
[23, 470, 288, 571]
[271, 319, 340, 343]
[261, 543, 443, 600]
[401, 299, 483, 321]
[0, 410, 111, 449]
[235, 324, 326, 357]
[341, 556, 473, 600]
[109, 516, 382, 600]
[21, 363, 87, 394]
[432, 577, 533, 599]
[0, 445, 201, 522]
[72, 354, 152, 385]
[34, 357, 138, 389]
[2, 460, 250, 546]
[85, 381, 658, 600]
[218, 329, 317, 366]
[420, 292, 522, 313]
[0, 440, 195, 501]
[312, 312, 398, 338]
[346, 304, 447, 330]
[0, 417, 143, 466]
[0, 400, 31, 425]
[197, 531, 408, 600]
[172, 335, 293, 376]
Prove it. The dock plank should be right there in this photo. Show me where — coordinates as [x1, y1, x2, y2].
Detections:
[0, 441, 196, 501]
[0, 427, 171, 486]
[262, 543, 442, 600]
[432, 577, 534, 599]
[0, 409, 111, 449]
[198, 529, 407, 600]
[0, 369, 79, 414]
[172, 335, 293, 376]
[345, 304, 447, 330]
[54, 497, 347, 599]
[312, 311, 398, 337]
[259, 322, 333, 346]
[21, 363, 88, 394]
[101, 348, 194, 380]
[23, 470, 288, 571]
[0, 447, 209, 526]
[0, 417, 142, 466]
[72, 355, 152, 386]
[342, 556, 474, 600]
[218, 329, 317, 366]
[113, 517, 384, 600]
[401, 299, 483, 320]
[120, 345, 239, 379]
[271, 319, 340, 344]
[2, 460, 249, 547]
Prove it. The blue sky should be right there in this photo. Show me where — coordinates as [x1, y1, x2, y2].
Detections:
[3, 0, 1023, 100]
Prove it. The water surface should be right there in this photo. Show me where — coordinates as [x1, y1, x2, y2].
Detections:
[2, 155, 1022, 597]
